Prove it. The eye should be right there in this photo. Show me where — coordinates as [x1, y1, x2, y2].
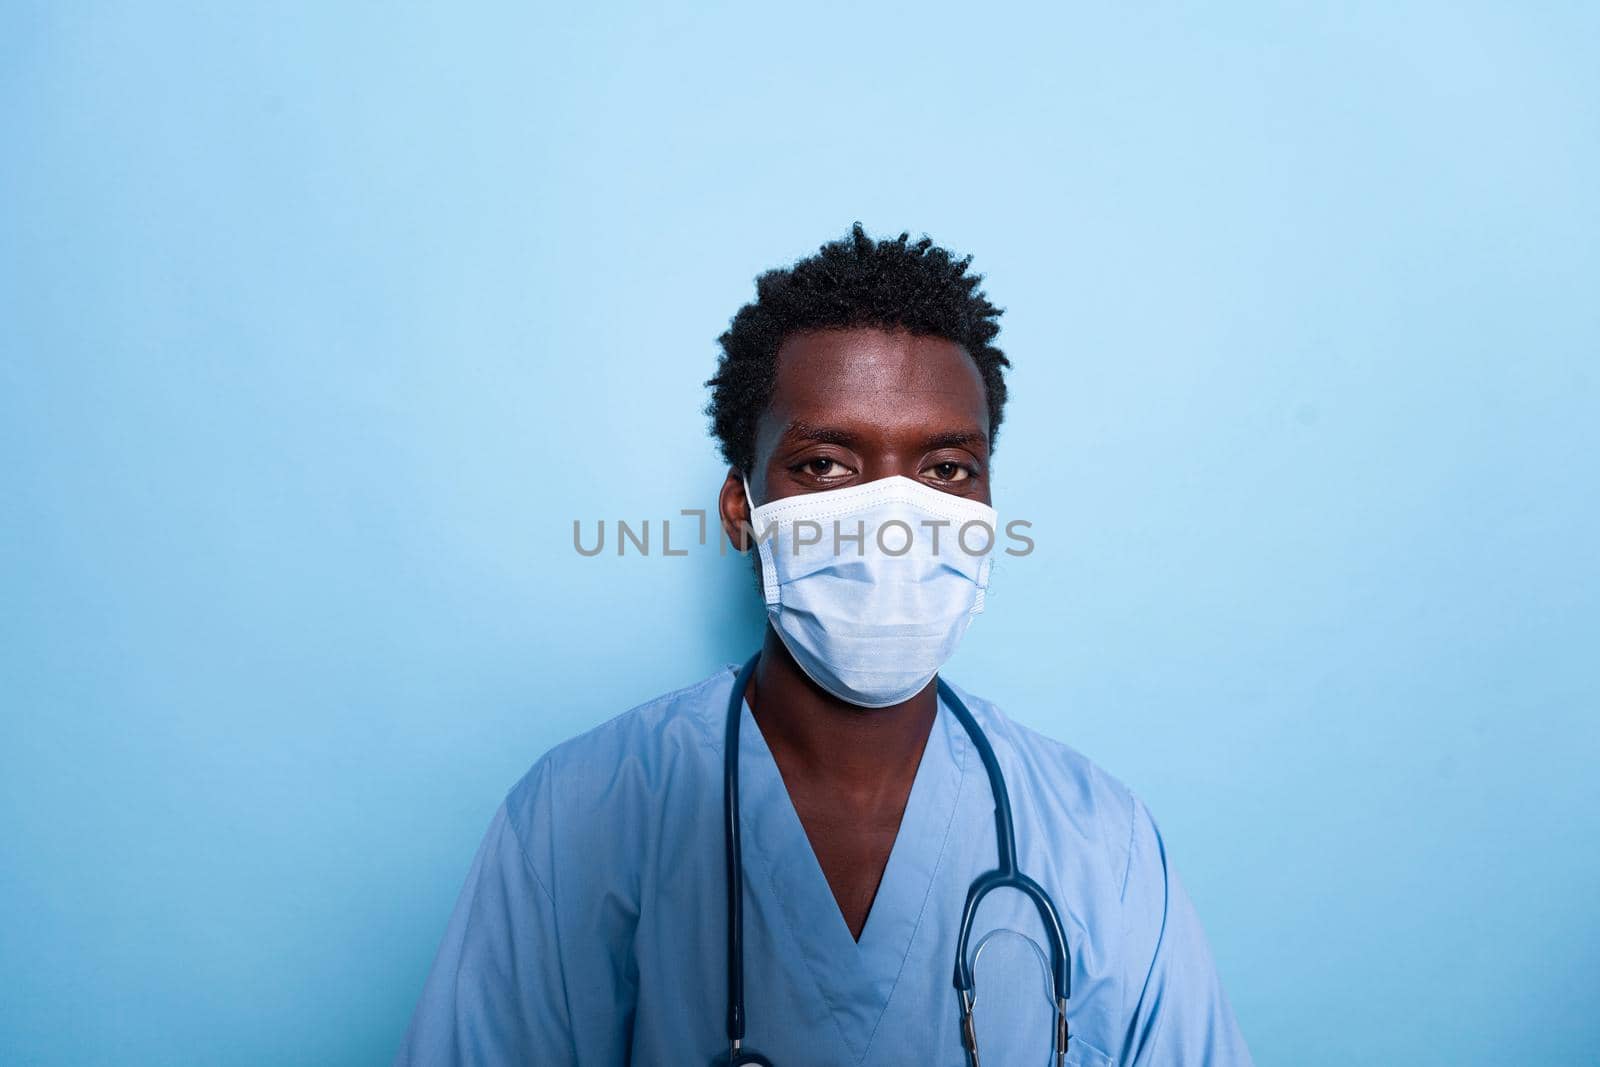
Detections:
[927, 461, 973, 483]
[789, 455, 856, 483]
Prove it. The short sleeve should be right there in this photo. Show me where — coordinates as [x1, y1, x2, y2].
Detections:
[1117, 796, 1253, 1066]
[393, 798, 575, 1066]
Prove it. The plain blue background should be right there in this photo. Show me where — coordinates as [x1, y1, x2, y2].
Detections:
[3, 3, 1597, 1064]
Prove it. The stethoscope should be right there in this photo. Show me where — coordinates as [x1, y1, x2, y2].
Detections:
[720, 654, 1073, 1067]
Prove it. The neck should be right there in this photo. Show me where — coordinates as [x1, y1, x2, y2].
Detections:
[747, 627, 938, 791]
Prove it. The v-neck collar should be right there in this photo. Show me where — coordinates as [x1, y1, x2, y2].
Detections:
[734, 687, 971, 1063]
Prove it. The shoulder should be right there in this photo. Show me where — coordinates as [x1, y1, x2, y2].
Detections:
[941, 678, 1143, 885]
[501, 664, 737, 868]
[942, 678, 1136, 814]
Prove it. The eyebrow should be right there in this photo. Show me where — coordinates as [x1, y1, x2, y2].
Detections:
[782, 421, 863, 448]
[920, 430, 988, 452]
[780, 421, 988, 453]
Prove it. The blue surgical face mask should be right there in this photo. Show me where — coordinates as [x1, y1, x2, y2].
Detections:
[744, 475, 996, 708]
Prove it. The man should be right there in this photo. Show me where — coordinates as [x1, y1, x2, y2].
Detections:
[396, 225, 1252, 1065]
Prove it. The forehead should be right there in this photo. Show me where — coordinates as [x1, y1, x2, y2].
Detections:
[755, 328, 989, 451]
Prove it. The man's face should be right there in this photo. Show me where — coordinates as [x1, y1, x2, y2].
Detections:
[719, 326, 991, 545]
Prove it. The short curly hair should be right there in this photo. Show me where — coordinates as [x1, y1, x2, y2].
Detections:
[705, 223, 1010, 473]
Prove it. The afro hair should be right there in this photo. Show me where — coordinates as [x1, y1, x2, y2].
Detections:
[705, 223, 1010, 473]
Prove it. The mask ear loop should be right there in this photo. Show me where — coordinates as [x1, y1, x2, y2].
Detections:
[742, 477, 781, 608]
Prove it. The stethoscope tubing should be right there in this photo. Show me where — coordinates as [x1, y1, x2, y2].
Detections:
[721, 653, 1072, 1067]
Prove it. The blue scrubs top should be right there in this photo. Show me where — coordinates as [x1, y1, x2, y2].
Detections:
[395, 665, 1252, 1066]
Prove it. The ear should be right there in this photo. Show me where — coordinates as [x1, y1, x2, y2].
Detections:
[717, 467, 753, 552]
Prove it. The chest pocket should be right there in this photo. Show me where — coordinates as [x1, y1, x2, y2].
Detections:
[969, 929, 1114, 1067]
[1066, 1037, 1114, 1067]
